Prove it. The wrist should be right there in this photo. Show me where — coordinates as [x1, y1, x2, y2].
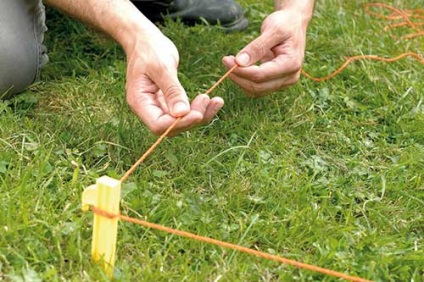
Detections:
[112, 11, 163, 56]
[275, 0, 314, 28]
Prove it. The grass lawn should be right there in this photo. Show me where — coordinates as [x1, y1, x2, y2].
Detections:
[1, 0, 423, 281]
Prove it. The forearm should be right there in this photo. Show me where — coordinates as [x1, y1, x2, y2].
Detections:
[274, 0, 315, 25]
[44, 0, 160, 54]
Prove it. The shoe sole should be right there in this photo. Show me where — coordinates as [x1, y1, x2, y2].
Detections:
[220, 17, 249, 32]
[153, 11, 249, 32]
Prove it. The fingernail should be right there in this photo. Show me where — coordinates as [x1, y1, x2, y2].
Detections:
[237, 53, 251, 66]
[172, 102, 188, 116]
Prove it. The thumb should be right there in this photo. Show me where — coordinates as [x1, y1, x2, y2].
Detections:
[235, 32, 278, 67]
[152, 68, 190, 117]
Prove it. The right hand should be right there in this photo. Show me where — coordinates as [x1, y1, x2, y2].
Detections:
[125, 33, 224, 136]
[222, 10, 308, 97]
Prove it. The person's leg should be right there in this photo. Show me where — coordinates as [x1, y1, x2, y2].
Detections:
[131, 0, 248, 32]
[0, 0, 48, 99]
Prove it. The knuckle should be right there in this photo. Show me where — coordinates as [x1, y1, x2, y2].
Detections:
[245, 81, 263, 96]
[148, 60, 166, 78]
[294, 51, 305, 70]
[255, 84, 271, 95]
[191, 111, 204, 124]
[150, 126, 164, 136]
[252, 39, 267, 57]
[287, 73, 301, 86]
[163, 84, 182, 100]
[285, 54, 303, 73]
[294, 71, 301, 81]
[251, 72, 265, 83]
[291, 59, 303, 73]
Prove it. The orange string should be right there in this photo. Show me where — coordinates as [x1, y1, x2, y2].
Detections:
[120, 64, 238, 183]
[363, 3, 419, 30]
[91, 206, 372, 282]
[122, 3, 424, 180]
[301, 52, 424, 82]
[302, 3, 424, 82]
[105, 4, 421, 281]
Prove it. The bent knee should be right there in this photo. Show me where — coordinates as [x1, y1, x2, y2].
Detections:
[0, 41, 40, 97]
[0, 0, 47, 98]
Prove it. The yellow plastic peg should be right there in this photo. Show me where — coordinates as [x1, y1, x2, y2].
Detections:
[82, 176, 121, 277]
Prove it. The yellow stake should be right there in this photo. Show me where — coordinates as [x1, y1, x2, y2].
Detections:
[82, 176, 121, 278]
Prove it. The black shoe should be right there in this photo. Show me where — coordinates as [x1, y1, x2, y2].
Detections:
[131, 0, 249, 32]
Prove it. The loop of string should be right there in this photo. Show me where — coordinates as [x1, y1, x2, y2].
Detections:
[90, 3, 423, 281]
[302, 3, 424, 82]
[91, 206, 372, 282]
[301, 52, 424, 82]
[362, 3, 424, 39]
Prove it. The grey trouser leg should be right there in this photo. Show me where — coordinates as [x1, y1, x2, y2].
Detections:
[0, 0, 48, 98]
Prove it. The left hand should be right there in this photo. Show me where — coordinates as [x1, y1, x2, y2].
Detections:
[125, 32, 224, 136]
[222, 10, 308, 97]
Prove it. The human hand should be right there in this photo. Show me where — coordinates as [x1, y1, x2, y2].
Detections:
[222, 10, 309, 97]
[125, 33, 224, 136]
